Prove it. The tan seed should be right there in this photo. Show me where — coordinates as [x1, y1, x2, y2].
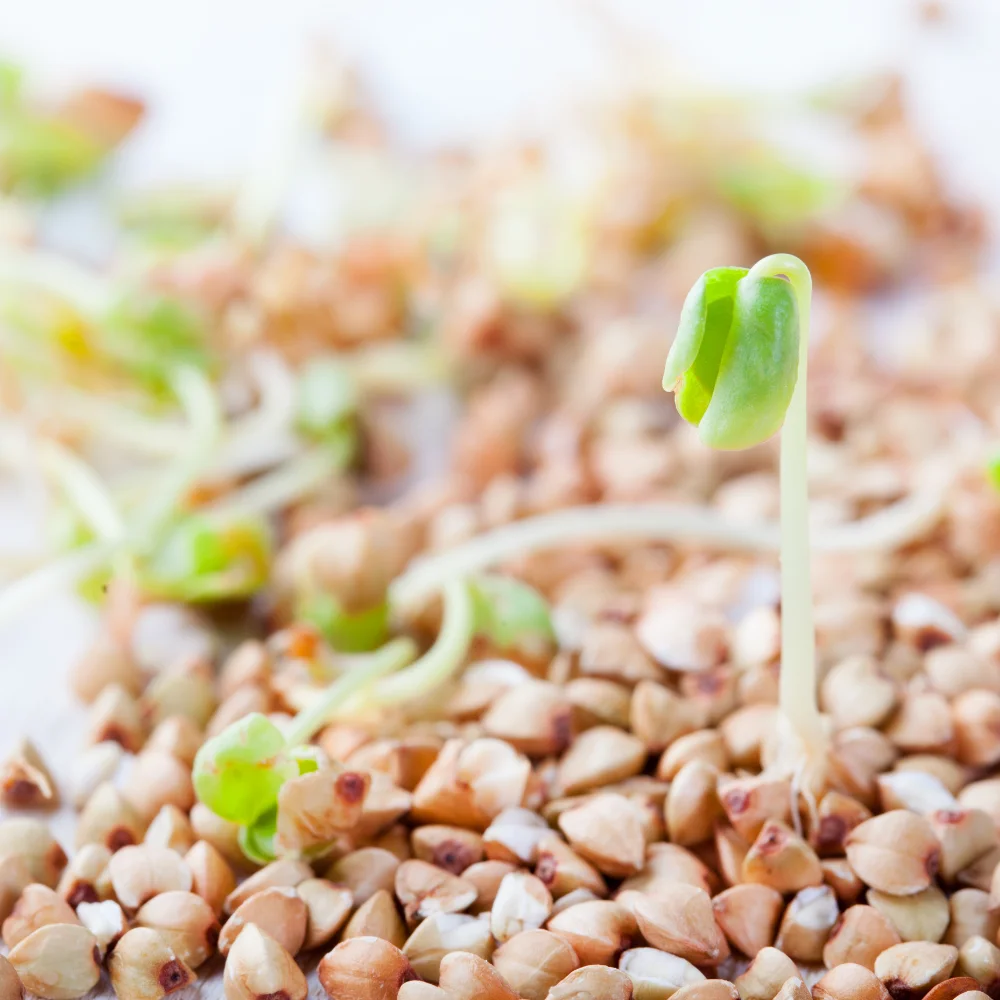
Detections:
[75, 782, 144, 853]
[76, 899, 126, 956]
[146, 716, 204, 767]
[558, 727, 647, 795]
[665, 761, 723, 847]
[134, 890, 219, 968]
[439, 950, 520, 1000]
[657, 730, 729, 781]
[0, 819, 67, 889]
[218, 886, 307, 957]
[845, 811, 941, 894]
[398, 984, 451, 1000]
[68, 741, 124, 810]
[342, 888, 407, 947]
[823, 904, 902, 970]
[813, 963, 891, 1000]
[0, 739, 58, 810]
[218, 639, 271, 701]
[144, 805, 195, 855]
[620, 843, 714, 898]
[635, 597, 728, 673]
[742, 821, 822, 894]
[618, 946, 705, 1000]
[2, 884, 79, 949]
[275, 766, 370, 855]
[630, 682, 697, 753]
[107, 845, 192, 910]
[565, 678, 632, 730]
[822, 655, 898, 729]
[956, 936, 1000, 994]
[70, 631, 142, 703]
[877, 771, 958, 816]
[491, 871, 553, 942]
[874, 942, 959, 998]
[868, 885, 950, 943]
[402, 912, 493, 983]
[56, 844, 111, 908]
[923, 979, 985, 1000]
[715, 825, 750, 888]
[483, 808, 551, 866]
[547, 965, 635, 1000]
[86, 683, 146, 752]
[493, 929, 580, 1000]
[711, 884, 783, 957]
[547, 899, 637, 965]
[633, 884, 728, 966]
[893, 755, 966, 797]
[0, 954, 21, 1000]
[953, 690, 1000, 768]
[774, 885, 839, 963]
[223, 922, 307, 1000]
[928, 809, 997, 880]
[536, 835, 608, 900]
[811, 792, 873, 857]
[8, 923, 100, 1000]
[224, 858, 311, 913]
[733, 947, 798, 1000]
[394, 859, 478, 924]
[412, 825, 484, 874]
[297, 878, 353, 950]
[558, 793, 647, 877]
[184, 840, 235, 915]
[188, 803, 244, 867]
[773, 978, 811, 1000]
[718, 776, 792, 843]
[822, 857, 865, 907]
[481, 681, 575, 757]
[318, 938, 416, 1000]
[671, 980, 739, 1000]
[944, 889, 1000, 949]
[718, 705, 778, 771]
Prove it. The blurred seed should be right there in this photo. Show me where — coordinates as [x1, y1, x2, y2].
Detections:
[2, 883, 80, 951]
[493, 928, 580, 1000]
[620, 843, 714, 898]
[8, 923, 100, 1000]
[75, 782, 143, 853]
[318, 938, 417, 1000]
[813, 963, 892, 1000]
[715, 825, 750, 888]
[108, 926, 196, 1000]
[868, 885, 950, 943]
[665, 761, 722, 847]
[295, 878, 353, 950]
[823, 904, 901, 970]
[633, 884, 728, 966]
[536, 835, 608, 900]
[326, 847, 399, 906]
[742, 820, 822, 894]
[822, 655, 898, 729]
[135, 890, 219, 968]
[893, 756, 967, 797]
[206, 687, 270, 739]
[718, 705, 778, 771]
[822, 857, 866, 906]
[218, 640, 271, 702]
[223, 922, 307, 1000]
[57, 844, 111, 908]
[188, 803, 244, 867]
[394, 859, 478, 924]
[481, 681, 574, 757]
[184, 841, 235, 916]
[121, 751, 195, 826]
[398, 984, 451, 1000]
[558, 793, 647, 877]
[630, 682, 697, 753]
[547, 965, 635, 1000]
[0, 819, 67, 889]
[924, 980, 986, 1000]
[68, 741, 124, 810]
[718, 775, 791, 843]
[412, 825, 484, 874]
[878, 771, 959, 815]
[845, 810, 941, 894]
[0, 953, 21, 1000]
[957, 845, 1000, 893]
[558, 727, 647, 796]
[959, 779, 1000, 827]
[491, 872, 553, 942]
[547, 899, 636, 965]
[108, 845, 192, 911]
[341, 889, 407, 947]
[86, 684, 146, 752]
[635, 597, 728, 673]
[734, 946, 798, 1000]
[886, 691, 954, 753]
[403, 911, 494, 983]
[225, 859, 311, 913]
[928, 809, 997, 880]
[552, 889, 602, 915]
[218, 886, 307, 957]
[146, 716, 204, 767]
[829, 727, 899, 810]
[772, 885, 838, 963]
[481, 809, 549, 867]
[275, 766, 370, 855]
[953, 691, 1000, 768]
[773, 978, 811, 1000]
[811, 791, 873, 857]
[439, 950, 519, 1000]
[618, 946, 705, 1000]
[657, 730, 729, 781]
[711, 884, 783, 957]
[142, 660, 216, 729]
[144, 805, 195, 855]
[76, 899, 126, 956]
[956, 935, 1000, 995]
[70, 631, 142, 704]
[0, 740, 58, 811]
[875, 942, 959, 999]
[892, 593, 965, 649]
[373, 822, 412, 860]
[944, 889, 1000, 949]
[565, 678, 632, 730]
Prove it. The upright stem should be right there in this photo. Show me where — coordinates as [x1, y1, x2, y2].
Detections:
[745, 253, 821, 749]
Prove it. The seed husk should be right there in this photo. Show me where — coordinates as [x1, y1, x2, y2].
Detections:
[218, 886, 307, 957]
[224, 858, 312, 913]
[394, 859, 478, 924]
[134, 890, 219, 968]
[75, 782, 144, 852]
[874, 942, 959, 999]
[8, 922, 100, 1000]
[742, 820, 822, 894]
[144, 805, 195, 855]
[868, 885, 951, 943]
[86, 683, 146, 752]
[481, 680, 575, 757]
[296, 877, 353, 950]
[665, 761, 723, 847]
[0, 740, 58, 811]
[491, 871, 553, 942]
[438, 949, 520, 1000]
[618, 946, 705, 1000]
[275, 766, 370, 855]
[823, 904, 902, 970]
[107, 845, 192, 911]
[57, 844, 111, 908]
[547, 964, 636, 1000]
[483, 808, 551, 866]
[341, 889, 407, 947]
[493, 928, 580, 1000]
[711, 883, 783, 957]
[402, 911, 494, 983]
[813, 963, 892, 1000]
[944, 889, 1000, 949]
[845, 810, 941, 894]
[774, 884, 840, 963]
[318, 937, 417, 1000]
[76, 899, 126, 956]
[108, 926, 196, 1000]
[412, 824, 484, 874]
[2, 884, 79, 949]
[0, 819, 67, 889]
[733, 947, 798, 1000]
[558, 726, 647, 795]
[557, 793, 647, 878]
[547, 899, 636, 966]
[183, 840, 235, 915]
[928, 809, 998, 880]
[223, 922, 307, 1000]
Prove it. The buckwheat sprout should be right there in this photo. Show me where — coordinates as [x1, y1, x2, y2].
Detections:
[37, 440, 125, 542]
[0, 245, 113, 316]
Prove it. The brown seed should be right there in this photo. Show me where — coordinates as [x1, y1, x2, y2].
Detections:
[812, 792, 873, 857]
[188, 803, 244, 867]
[742, 820, 822, 894]
[412, 825, 484, 874]
[956, 935, 1000, 994]
[829, 727, 899, 810]
[144, 805, 195, 855]
[318, 938, 416, 1000]
[76, 899, 127, 956]
[774, 884, 839, 963]
[439, 950, 520, 1000]
[0, 954, 22, 1000]
[2, 884, 79, 949]
[944, 889, 1000, 949]
[813, 963, 891, 1000]
[565, 678, 632, 730]
[928, 809, 998, 880]
[275, 766, 370, 855]
[108, 926, 195, 1000]
[394, 859, 478, 924]
[223, 922, 307, 1000]
[341, 889, 407, 947]
[823, 904, 902, 970]
[283, 878, 346, 952]
[0, 819, 67, 889]
[718, 705, 779, 771]
[672, 980, 740, 1000]
[107, 845, 192, 911]
[718, 775, 792, 843]
[8, 923, 100, 1000]
[142, 661, 216, 729]
[402, 911, 494, 983]
[547, 965, 635, 1000]
[0, 739, 58, 810]
[493, 929, 580, 1000]
[953, 690, 1000, 768]
[580, 622, 660, 685]
[135, 890, 219, 968]
[86, 683, 146, 752]
[491, 872, 553, 942]
[121, 751, 194, 825]
[711, 884, 783, 957]
[868, 886, 951, 943]
[558, 727, 647, 795]
[822, 857, 866, 907]
[558, 793, 647, 877]
[665, 761, 723, 847]
[184, 840, 235, 915]
[373, 823, 412, 860]
[483, 808, 551, 866]
[632, 884, 729, 966]
[218, 886, 307, 957]
[56, 844, 111, 908]
[874, 942, 959, 999]
[224, 858, 312, 913]
[924, 979, 986, 1000]
[733, 946, 798, 1000]
[75, 782, 144, 853]
[618, 946, 705, 1000]
[146, 716, 204, 767]
[481, 681, 575, 757]
[657, 730, 729, 781]
[845, 811, 941, 894]
[630, 682, 698, 753]
[348, 736, 442, 792]
[822, 655, 898, 729]
[547, 899, 636, 965]
[326, 847, 399, 906]
[892, 594, 965, 650]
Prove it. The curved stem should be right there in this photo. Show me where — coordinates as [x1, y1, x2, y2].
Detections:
[38, 441, 125, 542]
[746, 253, 821, 749]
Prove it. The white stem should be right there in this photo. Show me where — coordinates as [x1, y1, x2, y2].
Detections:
[38, 441, 125, 542]
[0, 247, 114, 316]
